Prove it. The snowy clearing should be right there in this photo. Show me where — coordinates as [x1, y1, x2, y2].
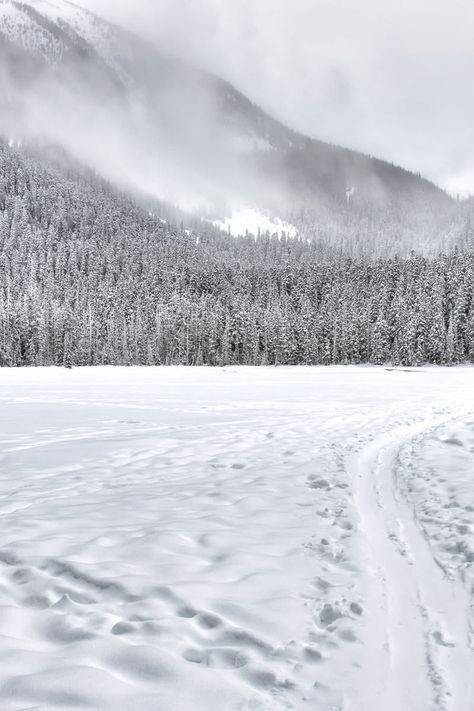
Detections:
[211, 207, 298, 238]
[0, 366, 473, 710]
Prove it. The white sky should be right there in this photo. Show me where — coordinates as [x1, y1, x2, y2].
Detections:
[82, 0, 474, 195]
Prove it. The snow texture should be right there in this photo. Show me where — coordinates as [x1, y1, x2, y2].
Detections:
[0, 366, 473, 710]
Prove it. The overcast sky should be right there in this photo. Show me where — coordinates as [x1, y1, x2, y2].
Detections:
[83, 0, 474, 195]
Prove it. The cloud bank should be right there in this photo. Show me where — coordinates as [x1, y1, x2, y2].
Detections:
[82, 0, 474, 194]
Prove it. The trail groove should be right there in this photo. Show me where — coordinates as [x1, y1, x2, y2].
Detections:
[347, 419, 474, 711]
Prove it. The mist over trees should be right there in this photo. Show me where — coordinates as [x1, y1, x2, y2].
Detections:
[1, 141, 474, 368]
[0, 0, 465, 256]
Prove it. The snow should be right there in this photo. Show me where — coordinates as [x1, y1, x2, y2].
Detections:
[32, 0, 122, 69]
[0, 366, 473, 710]
[0, 1, 63, 63]
[212, 207, 298, 238]
[14, 0, 97, 32]
[0, 0, 128, 78]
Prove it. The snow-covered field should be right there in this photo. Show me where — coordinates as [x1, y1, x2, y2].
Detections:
[0, 366, 473, 711]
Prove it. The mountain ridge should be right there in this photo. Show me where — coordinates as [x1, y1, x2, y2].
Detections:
[0, 0, 462, 253]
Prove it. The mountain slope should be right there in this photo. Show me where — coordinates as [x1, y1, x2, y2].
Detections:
[0, 0, 457, 250]
[1, 138, 474, 368]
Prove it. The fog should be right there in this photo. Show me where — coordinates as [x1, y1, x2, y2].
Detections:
[0, 3, 279, 216]
[0, 0, 469, 239]
[82, 0, 474, 195]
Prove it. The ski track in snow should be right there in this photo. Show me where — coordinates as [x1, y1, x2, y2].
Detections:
[0, 366, 473, 710]
[347, 420, 474, 711]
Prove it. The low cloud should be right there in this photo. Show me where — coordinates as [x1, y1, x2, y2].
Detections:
[83, 0, 474, 194]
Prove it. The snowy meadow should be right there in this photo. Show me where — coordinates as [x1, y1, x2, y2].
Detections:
[0, 366, 473, 710]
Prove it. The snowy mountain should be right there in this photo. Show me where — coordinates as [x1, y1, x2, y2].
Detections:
[0, 0, 455, 244]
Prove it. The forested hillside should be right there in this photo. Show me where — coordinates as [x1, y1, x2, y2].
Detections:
[1, 141, 474, 367]
[0, 0, 461, 250]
